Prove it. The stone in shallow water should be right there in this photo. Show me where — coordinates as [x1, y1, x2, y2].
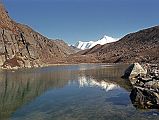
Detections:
[130, 87, 159, 109]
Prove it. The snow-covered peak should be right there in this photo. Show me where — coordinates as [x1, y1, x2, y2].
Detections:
[74, 35, 119, 50]
[90, 35, 118, 48]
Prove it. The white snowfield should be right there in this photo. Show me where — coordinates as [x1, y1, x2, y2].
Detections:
[75, 35, 119, 50]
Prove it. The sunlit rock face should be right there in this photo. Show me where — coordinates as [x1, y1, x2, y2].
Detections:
[0, 3, 74, 69]
[78, 76, 119, 92]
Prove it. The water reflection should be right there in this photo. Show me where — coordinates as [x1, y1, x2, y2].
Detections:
[0, 64, 129, 120]
[0, 68, 75, 120]
[0, 64, 158, 120]
[78, 76, 119, 92]
[77, 64, 132, 92]
[77, 75, 131, 106]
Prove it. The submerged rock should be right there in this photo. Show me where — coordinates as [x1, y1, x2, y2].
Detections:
[130, 87, 159, 109]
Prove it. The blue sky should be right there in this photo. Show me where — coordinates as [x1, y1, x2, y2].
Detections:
[3, 0, 159, 44]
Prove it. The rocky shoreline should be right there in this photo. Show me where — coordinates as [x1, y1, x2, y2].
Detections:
[123, 63, 159, 109]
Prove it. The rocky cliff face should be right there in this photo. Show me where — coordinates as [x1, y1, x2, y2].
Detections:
[0, 3, 74, 69]
[68, 26, 159, 64]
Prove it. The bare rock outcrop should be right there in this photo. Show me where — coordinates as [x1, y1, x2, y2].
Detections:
[0, 3, 74, 69]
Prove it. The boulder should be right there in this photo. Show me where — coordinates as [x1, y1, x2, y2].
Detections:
[122, 63, 147, 79]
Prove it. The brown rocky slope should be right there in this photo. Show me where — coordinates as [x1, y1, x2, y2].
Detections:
[67, 26, 159, 64]
[0, 3, 74, 69]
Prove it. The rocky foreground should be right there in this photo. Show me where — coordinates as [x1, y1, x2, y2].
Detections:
[123, 63, 159, 109]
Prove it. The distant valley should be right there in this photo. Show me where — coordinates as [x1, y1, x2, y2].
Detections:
[0, 3, 158, 69]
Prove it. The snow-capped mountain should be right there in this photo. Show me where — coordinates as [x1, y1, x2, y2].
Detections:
[74, 35, 119, 50]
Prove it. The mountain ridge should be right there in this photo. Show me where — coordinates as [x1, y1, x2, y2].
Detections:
[67, 26, 159, 64]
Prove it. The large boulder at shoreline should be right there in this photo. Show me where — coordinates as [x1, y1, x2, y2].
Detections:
[122, 63, 147, 79]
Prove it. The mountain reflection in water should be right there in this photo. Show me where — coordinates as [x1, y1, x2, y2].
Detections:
[0, 64, 159, 120]
[78, 76, 119, 92]
[0, 67, 74, 120]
